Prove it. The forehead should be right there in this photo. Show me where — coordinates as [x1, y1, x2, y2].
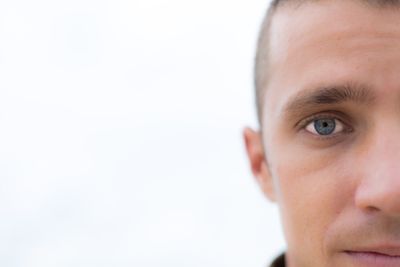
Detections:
[263, 0, 400, 122]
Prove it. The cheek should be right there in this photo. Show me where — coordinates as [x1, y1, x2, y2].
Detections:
[269, 144, 355, 261]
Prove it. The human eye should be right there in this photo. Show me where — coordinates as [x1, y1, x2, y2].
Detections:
[299, 113, 353, 139]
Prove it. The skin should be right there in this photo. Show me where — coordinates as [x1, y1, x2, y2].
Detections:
[244, 1, 400, 267]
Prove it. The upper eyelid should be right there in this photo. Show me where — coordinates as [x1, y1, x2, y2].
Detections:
[297, 111, 354, 133]
[298, 114, 355, 141]
[296, 113, 342, 129]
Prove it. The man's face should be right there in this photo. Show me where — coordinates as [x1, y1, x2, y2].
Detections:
[244, 1, 400, 266]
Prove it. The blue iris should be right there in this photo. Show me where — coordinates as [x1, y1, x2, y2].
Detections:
[314, 119, 336, 135]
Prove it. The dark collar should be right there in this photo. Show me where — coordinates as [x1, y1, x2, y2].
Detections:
[270, 253, 285, 267]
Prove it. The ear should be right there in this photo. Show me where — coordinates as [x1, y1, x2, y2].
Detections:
[243, 127, 276, 202]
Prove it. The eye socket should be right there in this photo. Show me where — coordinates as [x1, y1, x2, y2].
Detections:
[305, 118, 345, 136]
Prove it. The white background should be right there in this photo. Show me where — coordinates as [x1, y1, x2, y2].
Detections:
[0, 0, 285, 266]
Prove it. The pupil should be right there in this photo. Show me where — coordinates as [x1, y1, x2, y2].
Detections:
[314, 119, 335, 135]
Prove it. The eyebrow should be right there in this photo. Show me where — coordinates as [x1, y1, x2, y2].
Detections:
[282, 83, 376, 115]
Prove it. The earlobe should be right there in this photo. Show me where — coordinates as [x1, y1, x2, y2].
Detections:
[243, 127, 276, 202]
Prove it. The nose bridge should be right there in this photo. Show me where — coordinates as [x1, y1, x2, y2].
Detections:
[355, 118, 400, 215]
[368, 118, 400, 166]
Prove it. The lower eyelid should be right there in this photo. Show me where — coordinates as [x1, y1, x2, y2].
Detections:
[305, 128, 354, 145]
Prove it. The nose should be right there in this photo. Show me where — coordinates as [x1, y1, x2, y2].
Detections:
[354, 123, 400, 216]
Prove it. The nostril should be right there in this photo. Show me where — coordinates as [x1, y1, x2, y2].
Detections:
[365, 206, 380, 213]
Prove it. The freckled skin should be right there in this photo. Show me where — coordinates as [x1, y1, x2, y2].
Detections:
[244, 1, 400, 267]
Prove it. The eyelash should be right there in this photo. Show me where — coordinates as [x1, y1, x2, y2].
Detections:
[297, 113, 353, 140]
